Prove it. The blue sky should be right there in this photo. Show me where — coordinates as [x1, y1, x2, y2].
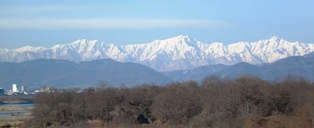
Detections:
[0, 0, 313, 48]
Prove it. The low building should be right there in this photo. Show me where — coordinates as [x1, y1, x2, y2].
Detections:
[0, 88, 4, 95]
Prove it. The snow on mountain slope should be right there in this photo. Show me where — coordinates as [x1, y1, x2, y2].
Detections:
[1, 35, 313, 71]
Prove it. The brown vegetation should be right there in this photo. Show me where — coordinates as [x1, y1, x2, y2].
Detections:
[25, 75, 314, 127]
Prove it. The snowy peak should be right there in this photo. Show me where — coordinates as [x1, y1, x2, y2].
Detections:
[15, 46, 47, 52]
[0, 36, 314, 71]
[168, 35, 192, 43]
[166, 35, 198, 47]
[152, 35, 198, 48]
[137, 35, 203, 62]
[269, 36, 282, 42]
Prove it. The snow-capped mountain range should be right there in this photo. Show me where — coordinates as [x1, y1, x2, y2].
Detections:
[1, 35, 314, 71]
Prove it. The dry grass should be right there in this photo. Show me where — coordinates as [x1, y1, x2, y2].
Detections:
[0, 120, 24, 127]
[47, 123, 195, 128]
[0, 105, 33, 127]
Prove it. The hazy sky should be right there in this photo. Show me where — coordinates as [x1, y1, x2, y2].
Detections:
[0, 0, 313, 48]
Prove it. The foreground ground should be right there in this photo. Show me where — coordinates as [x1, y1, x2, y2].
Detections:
[0, 105, 33, 127]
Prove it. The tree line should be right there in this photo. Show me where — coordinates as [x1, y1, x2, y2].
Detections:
[25, 75, 314, 128]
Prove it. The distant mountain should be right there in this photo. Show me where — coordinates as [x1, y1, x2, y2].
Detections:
[1, 35, 314, 71]
[163, 52, 314, 82]
[0, 59, 172, 90]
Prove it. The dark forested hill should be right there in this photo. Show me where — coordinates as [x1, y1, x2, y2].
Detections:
[0, 59, 172, 90]
[163, 53, 314, 82]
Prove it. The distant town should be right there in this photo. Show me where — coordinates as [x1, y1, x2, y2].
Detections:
[0, 84, 52, 96]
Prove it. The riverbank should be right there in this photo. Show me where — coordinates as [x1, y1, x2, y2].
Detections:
[0, 104, 33, 127]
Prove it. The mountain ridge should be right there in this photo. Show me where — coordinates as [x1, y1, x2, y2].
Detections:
[1, 35, 313, 71]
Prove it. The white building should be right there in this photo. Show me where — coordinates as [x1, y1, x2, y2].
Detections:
[12, 84, 19, 93]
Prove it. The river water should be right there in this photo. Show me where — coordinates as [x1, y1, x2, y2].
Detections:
[0, 103, 33, 107]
